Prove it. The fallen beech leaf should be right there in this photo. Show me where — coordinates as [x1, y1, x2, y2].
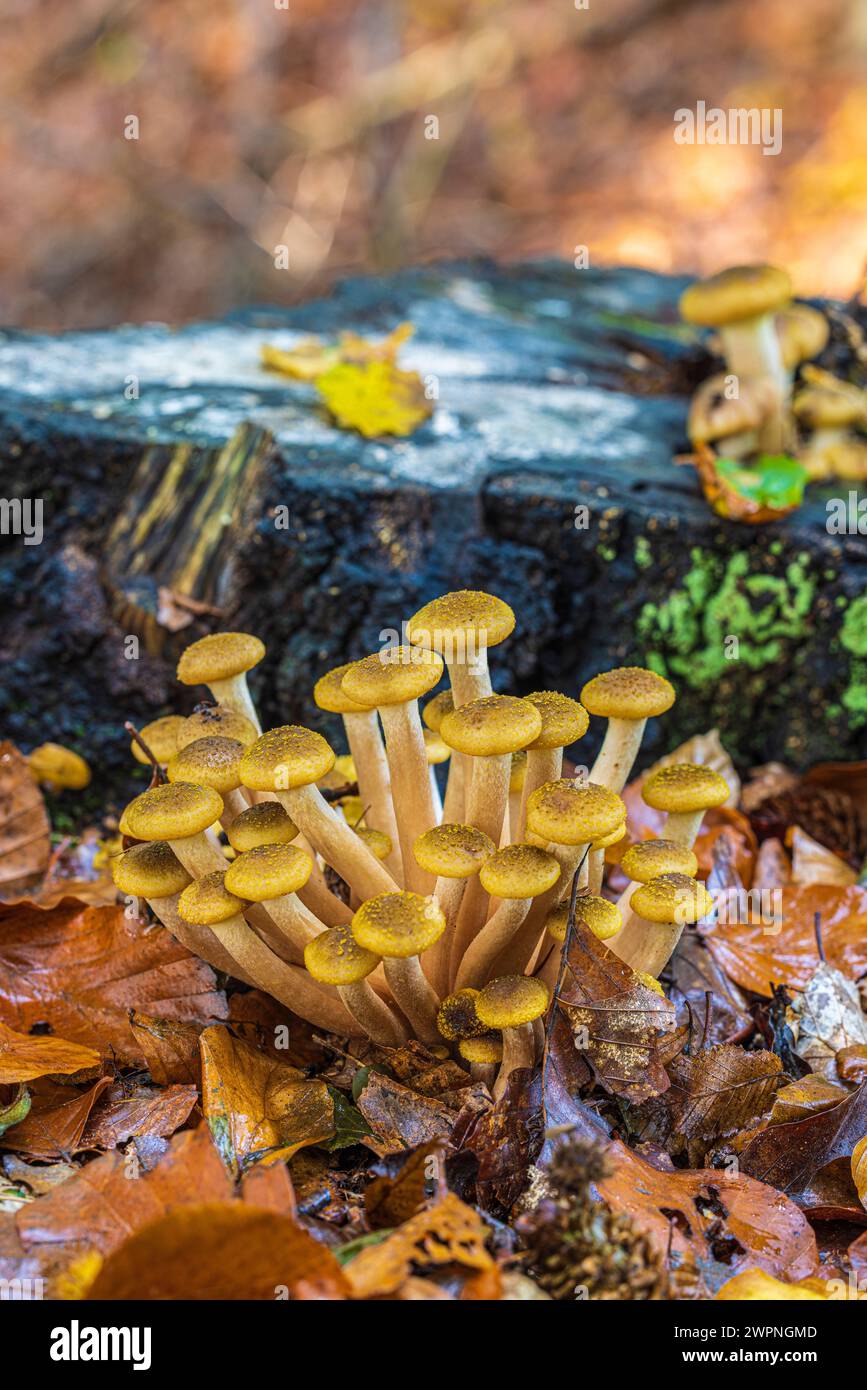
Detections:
[701, 885, 867, 995]
[791, 961, 867, 1076]
[1, 1156, 76, 1197]
[239, 1160, 296, 1217]
[343, 1192, 493, 1298]
[740, 1082, 867, 1204]
[716, 1268, 848, 1300]
[128, 1010, 201, 1087]
[451, 1070, 545, 1216]
[752, 837, 791, 891]
[262, 322, 413, 382]
[355, 1069, 478, 1157]
[365, 1141, 449, 1230]
[853, 1135, 867, 1210]
[80, 1082, 198, 1150]
[694, 812, 757, 887]
[84, 1201, 349, 1300]
[838, 1044, 867, 1084]
[668, 932, 752, 1046]
[769, 1075, 850, 1126]
[665, 1045, 783, 1165]
[790, 826, 856, 886]
[0, 1021, 100, 1084]
[199, 1025, 334, 1174]
[0, 900, 226, 1063]
[317, 361, 433, 438]
[742, 763, 799, 815]
[228, 989, 331, 1069]
[0, 742, 51, 899]
[0, 1077, 112, 1157]
[598, 1140, 820, 1292]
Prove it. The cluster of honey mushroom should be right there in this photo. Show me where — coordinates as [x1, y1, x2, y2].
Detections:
[113, 590, 727, 1102]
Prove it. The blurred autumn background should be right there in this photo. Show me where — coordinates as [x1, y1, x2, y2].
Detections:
[2, 0, 866, 331]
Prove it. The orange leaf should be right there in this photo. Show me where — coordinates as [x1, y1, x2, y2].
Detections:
[0, 1020, 100, 1084]
[853, 1134, 867, 1211]
[343, 1192, 494, 1298]
[0, 742, 51, 900]
[1, 1076, 112, 1157]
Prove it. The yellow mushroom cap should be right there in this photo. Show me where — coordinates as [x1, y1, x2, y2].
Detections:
[124, 782, 224, 841]
[355, 826, 393, 861]
[777, 303, 828, 370]
[642, 763, 730, 814]
[406, 590, 516, 654]
[459, 1034, 503, 1065]
[510, 749, 528, 793]
[680, 264, 792, 327]
[580, 667, 675, 722]
[177, 632, 265, 686]
[304, 924, 380, 987]
[413, 823, 496, 879]
[332, 754, 356, 782]
[526, 779, 625, 846]
[131, 716, 185, 765]
[118, 807, 134, 838]
[167, 737, 245, 795]
[479, 844, 561, 900]
[436, 988, 487, 1040]
[634, 971, 666, 997]
[178, 870, 246, 926]
[176, 706, 257, 751]
[475, 975, 550, 1029]
[227, 801, 298, 853]
[313, 663, 371, 715]
[224, 843, 313, 901]
[422, 689, 454, 732]
[424, 729, 451, 765]
[351, 891, 445, 958]
[341, 646, 444, 707]
[793, 383, 867, 429]
[27, 743, 91, 790]
[439, 695, 542, 758]
[544, 903, 570, 943]
[111, 841, 191, 899]
[240, 726, 335, 792]
[591, 822, 627, 853]
[630, 873, 714, 925]
[524, 692, 589, 750]
[546, 896, 622, 943]
[621, 838, 699, 882]
[337, 795, 365, 826]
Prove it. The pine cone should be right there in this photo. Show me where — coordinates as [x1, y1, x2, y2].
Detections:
[516, 1140, 670, 1300]
[752, 785, 867, 868]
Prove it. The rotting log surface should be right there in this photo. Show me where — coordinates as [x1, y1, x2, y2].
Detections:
[0, 259, 865, 816]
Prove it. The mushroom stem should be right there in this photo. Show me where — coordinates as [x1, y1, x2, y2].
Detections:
[426, 876, 467, 997]
[167, 832, 226, 879]
[378, 701, 438, 893]
[147, 893, 253, 982]
[518, 748, 562, 838]
[441, 753, 466, 824]
[587, 848, 605, 896]
[219, 789, 248, 831]
[428, 765, 443, 821]
[590, 718, 646, 793]
[662, 810, 705, 848]
[278, 784, 398, 901]
[383, 955, 441, 1043]
[343, 709, 401, 878]
[469, 1062, 498, 1087]
[718, 317, 788, 451]
[260, 893, 324, 954]
[491, 844, 589, 977]
[297, 874, 352, 927]
[493, 1023, 535, 1102]
[338, 980, 407, 1047]
[449, 659, 492, 708]
[455, 898, 529, 990]
[448, 755, 510, 977]
[207, 674, 262, 734]
[607, 914, 684, 977]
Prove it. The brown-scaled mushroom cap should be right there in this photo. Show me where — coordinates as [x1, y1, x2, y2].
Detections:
[227, 801, 298, 853]
[630, 873, 714, 925]
[341, 646, 444, 708]
[354, 826, 393, 861]
[240, 726, 335, 792]
[177, 632, 265, 686]
[224, 843, 313, 902]
[304, 925, 380, 987]
[313, 663, 371, 715]
[459, 1034, 503, 1065]
[439, 695, 542, 758]
[479, 843, 561, 900]
[422, 689, 454, 732]
[621, 839, 699, 882]
[524, 692, 589, 750]
[131, 716, 185, 766]
[406, 590, 516, 654]
[642, 764, 729, 814]
[680, 265, 792, 327]
[111, 841, 192, 899]
[475, 975, 550, 1029]
[526, 779, 625, 846]
[351, 891, 445, 959]
[414, 823, 496, 879]
[176, 706, 258, 751]
[777, 303, 828, 370]
[124, 782, 224, 842]
[546, 895, 622, 943]
[167, 737, 245, 795]
[580, 668, 675, 722]
[177, 870, 246, 926]
[436, 988, 488, 1040]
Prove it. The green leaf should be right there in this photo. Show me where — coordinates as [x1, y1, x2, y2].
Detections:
[320, 1085, 373, 1151]
[715, 454, 808, 510]
[0, 1084, 31, 1136]
[334, 1229, 393, 1266]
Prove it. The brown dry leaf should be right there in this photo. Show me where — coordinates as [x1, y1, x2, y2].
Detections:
[769, 1075, 851, 1126]
[838, 1044, 867, 1085]
[128, 1010, 202, 1087]
[451, 1070, 545, 1216]
[701, 885, 867, 995]
[694, 812, 757, 887]
[228, 989, 331, 1069]
[365, 1141, 449, 1230]
[790, 826, 856, 887]
[81, 1082, 198, 1150]
[716, 1269, 854, 1300]
[739, 1082, 867, 1203]
[0, 743, 51, 900]
[355, 1069, 476, 1157]
[84, 1202, 349, 1300]
[791, 961, 867, 1077]
[343, 1192, 494, 1298]
[0, 900, 227, 1063]
[853, 1135, 867, 1211]
[666, 1045, 783, 1165]
[668, 932, 753, 1046]
[742, 763, 800, 815]
[199, 1025, 334, 1175]
[0, 1021, 100, 1084]
[752, 837, 791, 891]
[598, 1139, 820, 1292]
[0, 1077, 112, 1158]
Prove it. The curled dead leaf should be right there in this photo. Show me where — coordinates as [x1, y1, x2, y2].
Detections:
[0, 1021, 100, 1085]
[343, 1192, 494, 1298]
[853, 1134, 867, 1211]
[0, 742, 51, 900]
